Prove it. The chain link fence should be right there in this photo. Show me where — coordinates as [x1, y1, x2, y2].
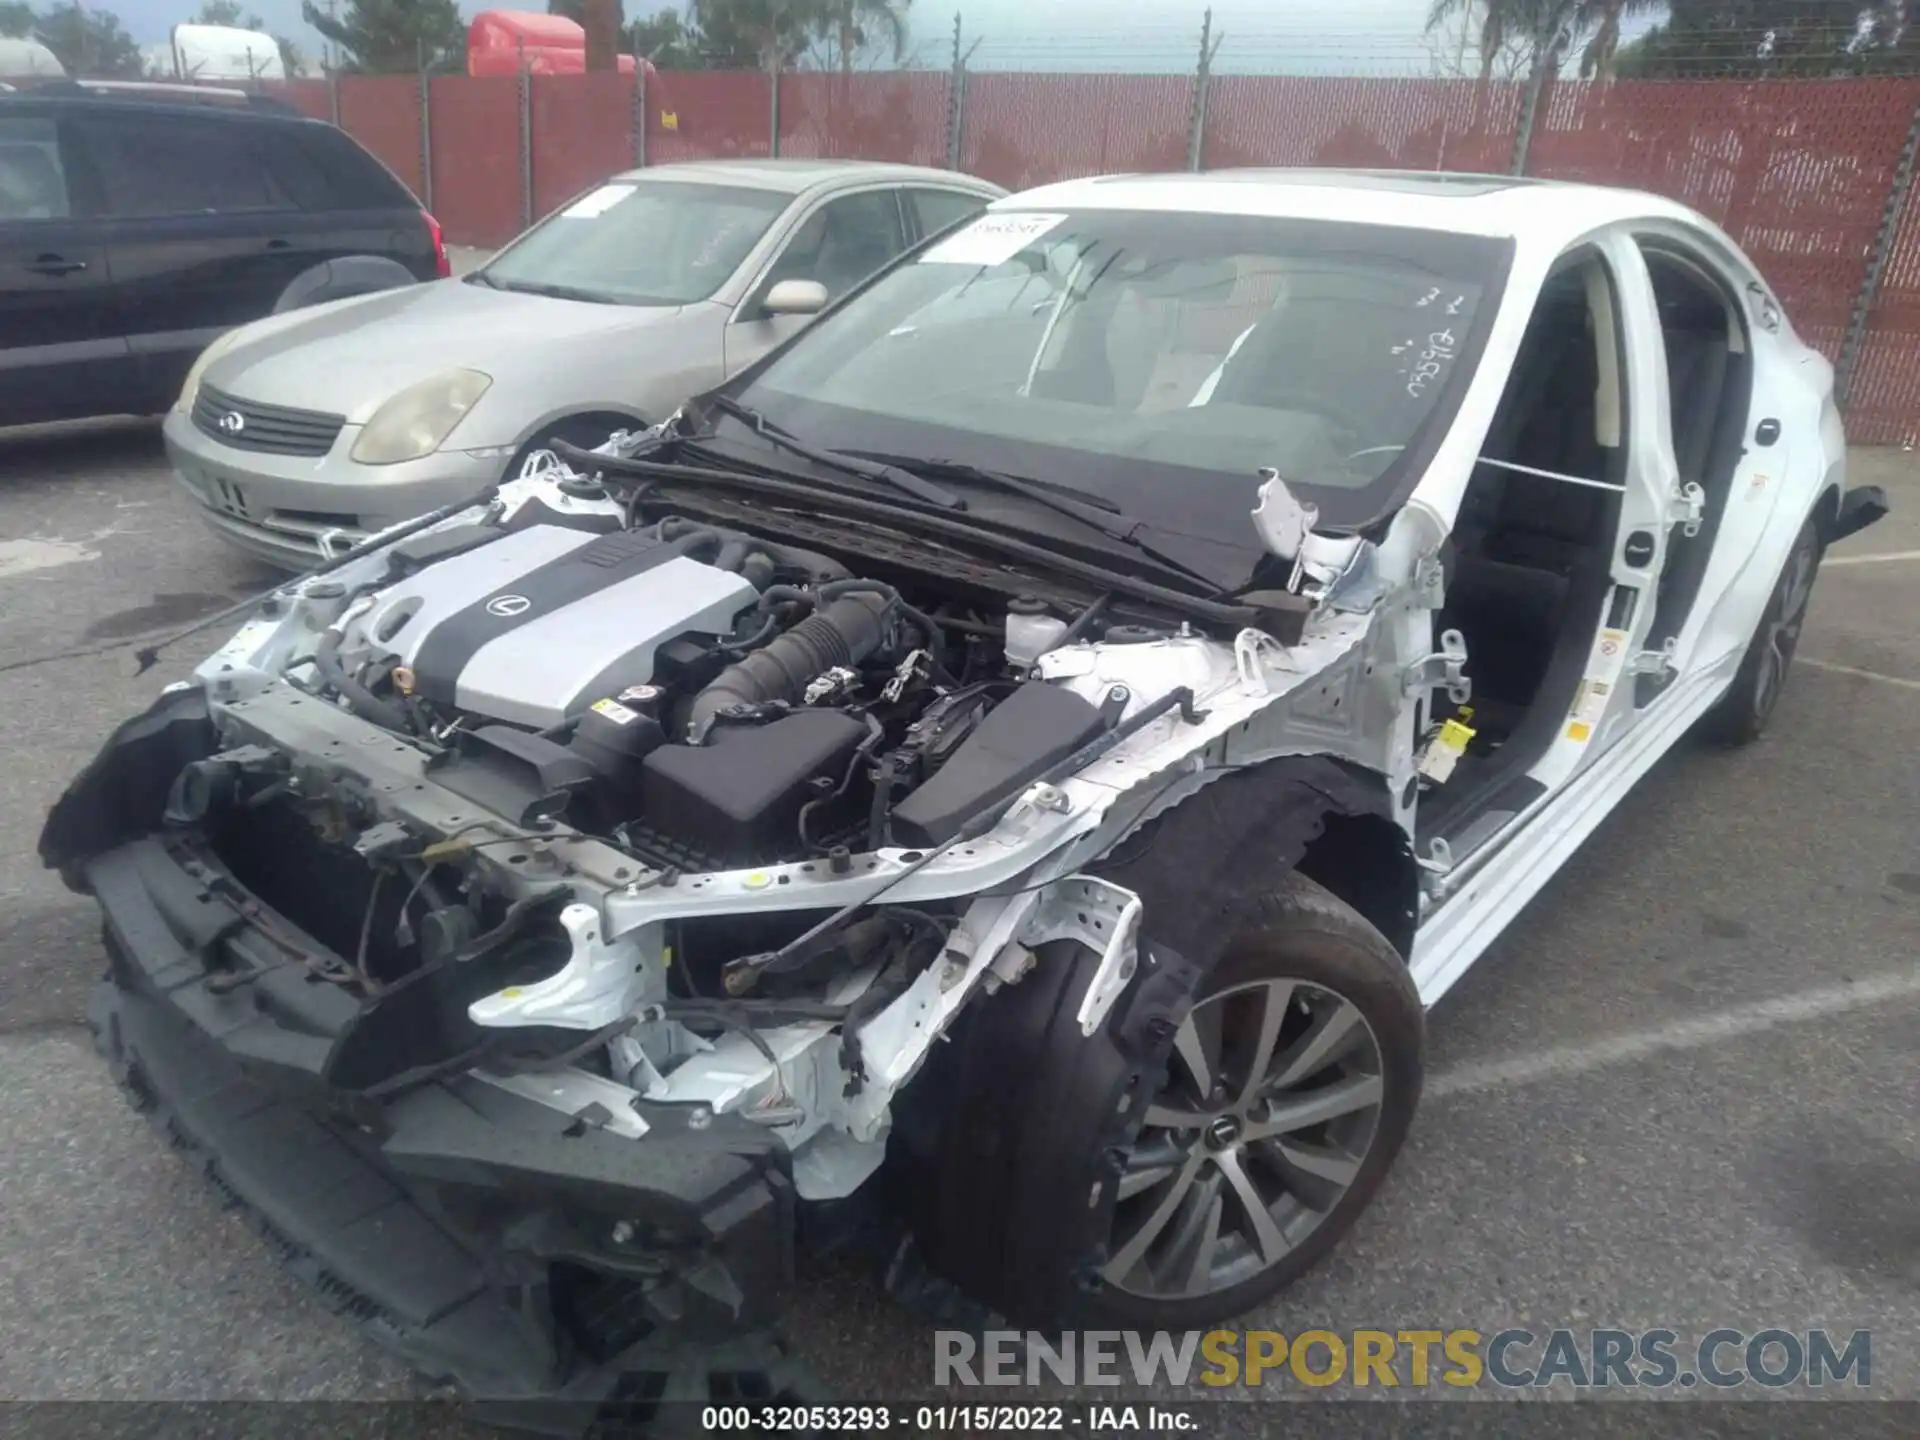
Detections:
[254, 13, 1920, 445]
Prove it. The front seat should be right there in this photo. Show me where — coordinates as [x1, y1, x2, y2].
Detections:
[813, 221, 895, 300]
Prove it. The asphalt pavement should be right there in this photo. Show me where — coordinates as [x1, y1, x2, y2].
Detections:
[0, 424, 1914, 1423]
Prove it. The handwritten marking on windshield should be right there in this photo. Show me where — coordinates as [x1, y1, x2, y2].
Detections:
[1402, 328, 1459, 398]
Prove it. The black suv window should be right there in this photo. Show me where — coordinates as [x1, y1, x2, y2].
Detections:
[74, 114, 327, 218]
[297, 123, 414, 210]
[0, 117, 70, 221]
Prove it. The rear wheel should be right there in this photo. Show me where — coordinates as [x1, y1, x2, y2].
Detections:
[1698, 512, 1822, 747]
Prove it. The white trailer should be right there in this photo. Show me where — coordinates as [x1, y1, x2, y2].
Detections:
[0, 36, 67, 79]
[165, 23, 286, 81]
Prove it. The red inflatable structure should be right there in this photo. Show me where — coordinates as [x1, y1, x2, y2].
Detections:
[467, 10, 643, 77]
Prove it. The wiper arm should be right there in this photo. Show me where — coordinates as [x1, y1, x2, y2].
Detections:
[850, 452, 1222, 593]
[698, 395, 964, 511]
[482, 277, 614, 304]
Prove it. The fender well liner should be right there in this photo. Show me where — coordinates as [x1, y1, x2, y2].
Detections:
[39, 685, 216, 893]
[1096, 755, 1407, 973]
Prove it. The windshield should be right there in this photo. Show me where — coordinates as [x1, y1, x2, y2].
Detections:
[478, 180, 790, 306]
[734, 208, 1513, 536]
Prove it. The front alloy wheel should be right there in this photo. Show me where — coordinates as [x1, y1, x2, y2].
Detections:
[1105, 977, 1385, 1299]
[1082, 872, 1424, 1329]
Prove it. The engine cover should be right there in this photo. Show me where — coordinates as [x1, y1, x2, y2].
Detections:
[343, 524, 756, 729]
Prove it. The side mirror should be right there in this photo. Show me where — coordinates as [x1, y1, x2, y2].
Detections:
[762, 278, 828, 317]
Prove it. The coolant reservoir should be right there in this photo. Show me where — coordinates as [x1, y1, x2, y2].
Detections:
[1005, 596, 1070, 669]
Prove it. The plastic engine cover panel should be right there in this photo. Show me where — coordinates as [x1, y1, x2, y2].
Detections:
[345, 526, 757, 730]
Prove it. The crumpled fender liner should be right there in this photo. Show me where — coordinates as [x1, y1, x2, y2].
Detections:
[892, 756, 1400, 1327]
[1094, 756, 1403, 974]
[39, 685, 216, 892]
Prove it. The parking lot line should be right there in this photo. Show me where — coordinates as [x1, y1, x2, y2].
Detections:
[1825, 547, 1920, 567]
[1798, 656, 1920, 691]
[1426, 966, 1920, 1100]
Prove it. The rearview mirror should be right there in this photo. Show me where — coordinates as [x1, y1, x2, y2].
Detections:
[762, 279, 828, 317]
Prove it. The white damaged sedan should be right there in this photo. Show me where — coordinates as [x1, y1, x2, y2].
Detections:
[43, 170, 1886, 1407]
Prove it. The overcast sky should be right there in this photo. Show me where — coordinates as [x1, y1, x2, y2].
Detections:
[108, 0, 1505, 75]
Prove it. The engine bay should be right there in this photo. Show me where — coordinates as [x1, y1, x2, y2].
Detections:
[316, 502, 1137, 878]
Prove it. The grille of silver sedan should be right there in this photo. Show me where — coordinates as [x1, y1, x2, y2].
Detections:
[191, 383, 346, 458]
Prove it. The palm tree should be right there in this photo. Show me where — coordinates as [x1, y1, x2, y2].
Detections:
[1426, 0, 1513, 81]
[818, 0, 911, 74]
[1575, 0, 1661, 78]
[687, 0, 823, 73]
[1426, 0, 1596, 80]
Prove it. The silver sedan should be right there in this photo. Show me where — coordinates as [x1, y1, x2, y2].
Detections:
[164, 158, 1002, 567]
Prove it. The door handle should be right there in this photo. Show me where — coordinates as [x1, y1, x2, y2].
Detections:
[265, 238, 291, 250]
[25, 255, 87, 277]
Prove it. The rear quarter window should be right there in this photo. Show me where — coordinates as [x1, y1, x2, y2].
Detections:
[294, 124, 416, 211]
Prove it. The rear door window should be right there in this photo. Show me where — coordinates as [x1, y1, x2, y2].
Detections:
[74, 113, 300, 218]
[0, 117, 71, 221]
[258, 129, 339, 211]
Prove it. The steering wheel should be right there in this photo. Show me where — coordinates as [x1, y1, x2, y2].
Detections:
[1342, 442, 1406, 468]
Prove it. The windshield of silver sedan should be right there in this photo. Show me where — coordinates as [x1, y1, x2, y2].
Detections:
[737, 208, 1513, 531]
[474, 179, 789, 306]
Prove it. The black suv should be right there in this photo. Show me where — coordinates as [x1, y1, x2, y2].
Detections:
[1, 81, 447, 428]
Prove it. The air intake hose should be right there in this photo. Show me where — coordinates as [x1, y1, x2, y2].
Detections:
[687, 591, 892, 739]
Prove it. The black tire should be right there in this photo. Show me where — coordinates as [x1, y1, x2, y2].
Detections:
[1697, 511, 1822, 747]
[895, 869, 1423, 1331]
[1074, 873, 1424, 1330]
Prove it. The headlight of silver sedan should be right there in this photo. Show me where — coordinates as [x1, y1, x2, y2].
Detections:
[351, 370, 492, 465]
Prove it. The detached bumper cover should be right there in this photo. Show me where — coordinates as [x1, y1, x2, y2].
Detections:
[53, 700, 799, 1405]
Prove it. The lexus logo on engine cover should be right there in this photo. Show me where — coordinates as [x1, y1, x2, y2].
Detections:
[486, 594, 531, 617]
[218, 411, 246, 435]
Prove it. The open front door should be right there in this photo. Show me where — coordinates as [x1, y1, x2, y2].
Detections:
[1523, 232, 1682, 768]
[1629, 237, 1767, 703]
[1412, 234, 1676, 873]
